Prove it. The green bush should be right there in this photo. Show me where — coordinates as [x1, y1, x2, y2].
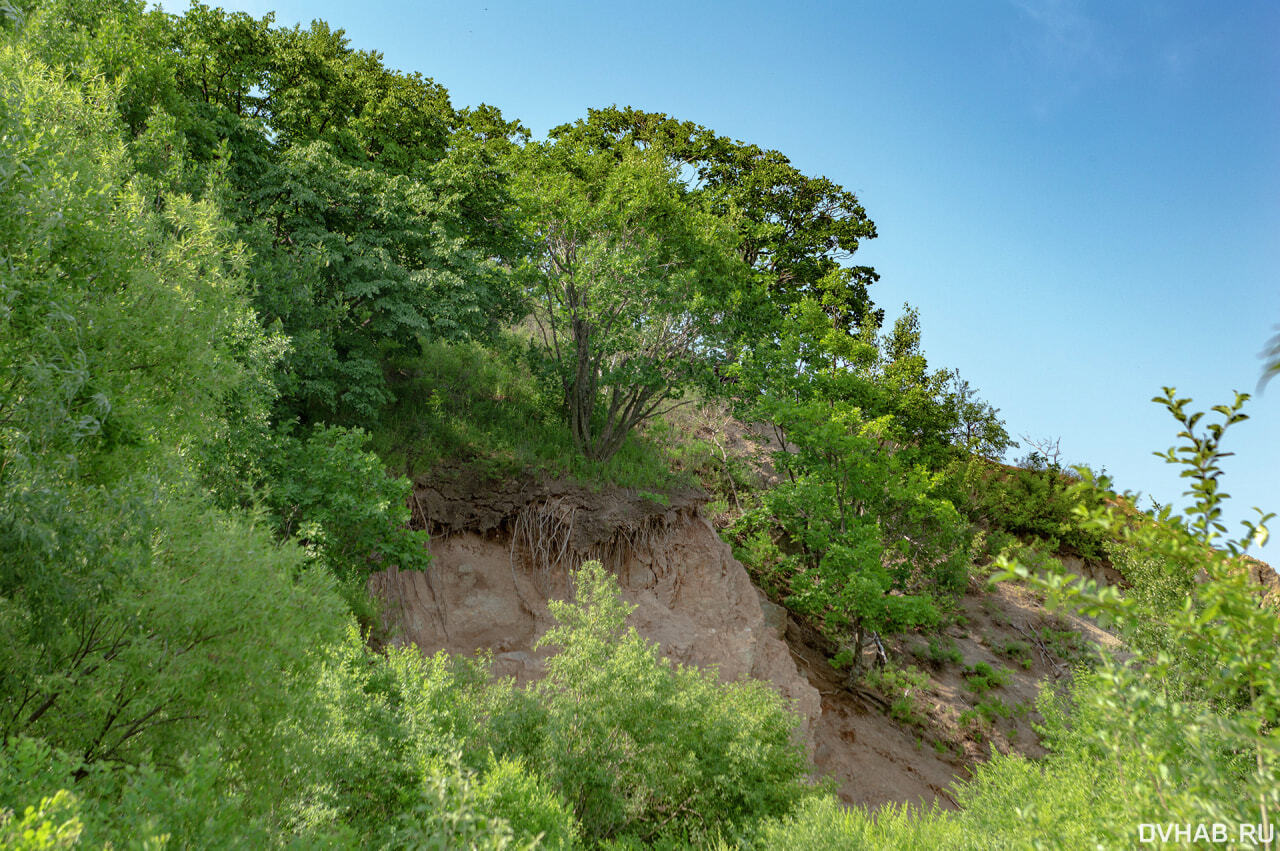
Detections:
[528, 561, 814, 846]
[0, 790, 84, 851]
[862, 665, 932, 728]
[961, 661, 1010, 695]
[920, 636, 964, 667]
[265, 422, 431, 584]
[990, 638, 1031, 667]
[377, 338, 687, 491]
[942, 455, 1108, 560]
[476, 755, 580, 850]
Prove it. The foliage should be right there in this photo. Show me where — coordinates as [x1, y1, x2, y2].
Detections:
[375, 338, 688, 492]
[249, 135, 510, 422]
[16, 0, 524, 426]
[0, 36, 268, 488]
[473, 755, 580, 850]
[515, 140, 745, 461]
[0, 790, 84, 851]
[970, 695, 1013, 724]
[989, 389, 1279, 842]
[0, 35, 346, 786]
[961, 661, 1010, 696]
[940, 370, 1016, 460]
[285, 629, 573, 846]
[753, 797, 960, 851]
[264, 423, 430, 582]
[990, 638, 1032, 669]
[551, 106, 884, 337]
[733, 389, 968, 672]
[917, 636, 964, 668]
[528, 561, 814, 846]
[1262, 326, 1280, 389]
[18, 2, 1279, 848]
[862, 666, 932, 729]
[942, 451, 1109, 560]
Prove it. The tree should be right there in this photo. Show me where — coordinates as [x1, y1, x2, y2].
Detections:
[552, 106, 883, 336]
[0, 35, 345, 790]
[516, 140, 745, 461]
[942, 373, 1014, 459]
[752, 398, 965, 675]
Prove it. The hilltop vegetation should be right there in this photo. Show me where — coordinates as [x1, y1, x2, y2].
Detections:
[1, 1, 1276, 847]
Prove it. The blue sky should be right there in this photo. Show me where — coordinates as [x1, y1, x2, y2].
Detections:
[162, 0, 1279, 543]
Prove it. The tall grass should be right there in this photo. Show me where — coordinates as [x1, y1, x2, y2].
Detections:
[374, 337, 693, 494]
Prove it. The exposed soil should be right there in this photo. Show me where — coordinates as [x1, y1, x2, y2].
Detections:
[408, 465, 706, 553]
[783, 614, 969, 810]
[373, 475, 820, 741]
[371, 467, 1127, 810]
[759, 570, 1121, 809]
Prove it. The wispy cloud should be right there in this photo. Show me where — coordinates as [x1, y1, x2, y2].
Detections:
[1009, 0, 1120, 113]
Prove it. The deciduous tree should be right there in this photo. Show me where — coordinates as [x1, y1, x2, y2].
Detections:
[516, 141, 745, 461]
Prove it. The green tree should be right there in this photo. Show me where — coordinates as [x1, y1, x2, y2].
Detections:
[941, 369, 1015, 460]
[750, 399, 964, 676]
[0, 34, 347, 820]
[552, 106, 883, 335]
[516, 141, 745, 461]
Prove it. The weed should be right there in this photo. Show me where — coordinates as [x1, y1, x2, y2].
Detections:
[1042, 627, 1087, 661]
[920, 636, 963, 667]
[962, 661, 1011, 695]
[863, 665, 932, 729]
[974, 696, 1012, 723]
[376, 338, 696, 492]
[991, 637, 1032, 667]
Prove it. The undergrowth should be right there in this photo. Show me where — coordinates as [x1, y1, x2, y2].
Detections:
[374, 338, 696, 493]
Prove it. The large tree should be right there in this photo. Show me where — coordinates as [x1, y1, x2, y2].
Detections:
[21, 0, 527, 424]
[551, 106, 883, 336]
[516, 140, 745, 461]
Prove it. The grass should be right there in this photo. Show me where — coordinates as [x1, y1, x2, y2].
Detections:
[962, 661, 1011, 696]
[911, 635, 964, 668]
[990, 637, 1034, 669]
[373, 337, 697, 493]
[863, 665, 933, 729]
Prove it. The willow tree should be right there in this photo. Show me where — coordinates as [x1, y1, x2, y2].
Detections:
[516, 140, 746, 462]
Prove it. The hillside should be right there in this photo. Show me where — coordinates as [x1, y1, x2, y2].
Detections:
[2, 2, 1277, 848]
[369, 446, 1132, 814]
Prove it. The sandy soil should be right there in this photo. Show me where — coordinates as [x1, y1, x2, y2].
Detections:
[370, 469, 1128, 810]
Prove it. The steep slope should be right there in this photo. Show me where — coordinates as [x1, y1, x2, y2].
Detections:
[368, 470, 1125, 809]
[370, 474, 820, 736]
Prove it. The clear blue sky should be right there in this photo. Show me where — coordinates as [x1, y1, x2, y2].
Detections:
[163, 0, 1279, 544]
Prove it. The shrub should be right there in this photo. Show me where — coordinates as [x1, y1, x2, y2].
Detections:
[925, 636, 964, 667]
[991, 638, 1032, 669]
[475, 756, 580, 850]
[265, 423, 430, 584]
[529, 561, 814, 845]
[0, 790, 84, 851]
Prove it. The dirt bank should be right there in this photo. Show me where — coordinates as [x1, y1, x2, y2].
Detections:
[373, 476, 821, 743]
[370, 471, 1124, 809]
